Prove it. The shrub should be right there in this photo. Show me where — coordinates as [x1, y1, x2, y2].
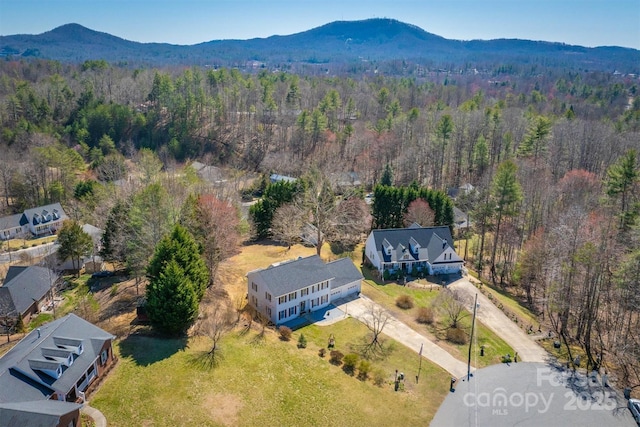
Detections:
[297, 333, 307, 348]
[329, 350, 344, 365]
[342, 353, 359, 374]
[318, 348, 326, 358]
[446, 327, 468, 344]
[110, 284, 119, 297]
[373, 369, 386, 387]
[396, 294, 414, 309]
[357, 360, 372, 381]
[416, 306, 435, 324]
[278, 326, 292, 341]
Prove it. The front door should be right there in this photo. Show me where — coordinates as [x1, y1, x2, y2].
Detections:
[300, 301, 306, 313]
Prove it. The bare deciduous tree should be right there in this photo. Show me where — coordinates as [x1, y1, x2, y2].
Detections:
[360, 301, 392, 357]
[433, 289, 468, 329]
[195, 297, 235, 369]
[403, 198, 435, 227]
[271, 203, 304, 249]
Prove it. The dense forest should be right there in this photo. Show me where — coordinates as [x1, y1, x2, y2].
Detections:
[0, 57, 638, 389]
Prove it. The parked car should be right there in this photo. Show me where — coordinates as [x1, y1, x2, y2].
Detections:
[91, 270, 114, 278]
[629, 398, 640, 425]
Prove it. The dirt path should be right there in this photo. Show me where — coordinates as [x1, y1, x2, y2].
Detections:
[448, 278, 548, 363]
[332, 296, 469, 378]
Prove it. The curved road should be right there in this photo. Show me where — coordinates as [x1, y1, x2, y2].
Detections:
[448, 278, 548, 363]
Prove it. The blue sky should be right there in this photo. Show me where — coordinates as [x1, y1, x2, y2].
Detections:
[1, 0, 639, 49]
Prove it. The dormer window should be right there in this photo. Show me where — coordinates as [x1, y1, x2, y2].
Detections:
[382, 238, 393, 256]
[409, 237, 420, 254]
[53, 337, 84, 355]
[28, 359, 63, 379]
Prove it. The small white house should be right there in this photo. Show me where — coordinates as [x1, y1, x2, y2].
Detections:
[247, 255, 362, 325]
[364, 225, 463, 276]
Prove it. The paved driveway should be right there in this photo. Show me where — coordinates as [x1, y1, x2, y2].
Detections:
[330, 295, 468, 378]
[448, 279, 548, 363]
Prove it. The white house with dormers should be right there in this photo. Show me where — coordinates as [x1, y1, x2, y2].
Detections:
[247, 255, 363, 325]
[364, 225, 463, 276]
[0, 203, 68, 241]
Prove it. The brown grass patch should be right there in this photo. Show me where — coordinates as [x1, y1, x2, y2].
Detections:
[202, 392, 243, 426]
[217, 242, 317, 303]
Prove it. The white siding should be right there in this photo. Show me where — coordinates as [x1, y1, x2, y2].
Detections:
[364, 234, 381, 270]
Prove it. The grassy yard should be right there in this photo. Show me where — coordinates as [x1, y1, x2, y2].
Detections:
[359, 267, 513, 368]
[92, 319, 451, 427]
[88, 241, 530, 425]
[1, 235, 57, 251]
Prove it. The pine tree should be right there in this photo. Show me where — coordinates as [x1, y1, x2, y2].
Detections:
[57, 220, 93, 277]
[145, 259, 199, 335]
[147, 224, 209, 299]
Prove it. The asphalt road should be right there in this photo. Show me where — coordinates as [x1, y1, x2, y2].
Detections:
[431, 362, 638, 427]
[449, 278, 548, 363]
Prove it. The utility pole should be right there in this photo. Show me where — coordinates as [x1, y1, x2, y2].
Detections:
[467, 293, 478, 381]
[417, 343, 423, 383]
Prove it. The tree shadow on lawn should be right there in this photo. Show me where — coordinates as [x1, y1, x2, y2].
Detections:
[118, 334, 188, 366]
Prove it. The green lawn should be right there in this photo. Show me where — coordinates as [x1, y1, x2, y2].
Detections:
[359, 267, 513, 368]
[92, 318, 451, 427]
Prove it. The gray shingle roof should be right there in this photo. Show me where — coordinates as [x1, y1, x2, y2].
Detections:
[2, 266, 56, 316]
[370, 226, 456, 264]
[0, 313, 114, 402]
[249, 255, 334, 297]
[22, 203, 67, 227]
[0, 213, 25, 231]
[0, 399, 82, 427]
[326, 258, 363, 289]
[0, 287, 17, 316]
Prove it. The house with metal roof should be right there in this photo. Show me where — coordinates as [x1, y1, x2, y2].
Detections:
[247, 255, 363, 325]
[364, 225, 463, 277]
[0, 313, 115, 410]
[0, 266, 57, 325]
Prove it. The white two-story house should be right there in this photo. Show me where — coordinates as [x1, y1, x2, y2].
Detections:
[247, 255, 362, 325]
[364, 225, 463, 276]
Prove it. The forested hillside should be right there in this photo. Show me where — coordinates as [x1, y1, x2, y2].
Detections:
[0, 57, 638, 388]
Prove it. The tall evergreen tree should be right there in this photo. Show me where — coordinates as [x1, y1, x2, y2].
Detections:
[489, 160, 523, 284]
[145, 259, 199, 335]
[57, 220, 93, 277]
[100, 200, 130, 267]
[147, 224, 209, 299]
[605, 149, 639, 230]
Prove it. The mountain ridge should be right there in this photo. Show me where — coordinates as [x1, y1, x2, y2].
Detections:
[1, 19, 638, 72]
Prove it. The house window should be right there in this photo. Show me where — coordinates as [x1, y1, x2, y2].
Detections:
[251, 282, 258, 291]
[278, 310, 286, 320]
[289, 306, 297, 316]
[265, 292, 272, 302]
[101, 349, 108, 365]
[288, 291, 297, 301]
[301, 288, 308, 297]
[250, 295, 258, 308]
[312, 285, 315, 293]
[278, 296, 287, 304]
[321, 295, 328, 304]
[266, 307, 272, 317]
